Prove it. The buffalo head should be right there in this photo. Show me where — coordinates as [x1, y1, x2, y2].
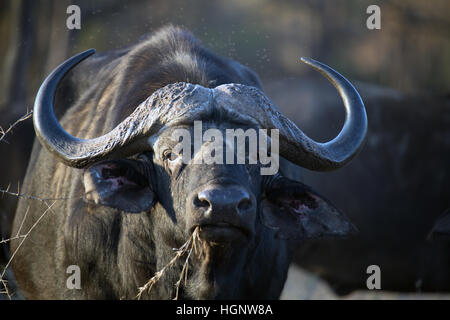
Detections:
[25, 48, 367, 299]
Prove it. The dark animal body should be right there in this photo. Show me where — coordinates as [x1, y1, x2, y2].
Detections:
[11, 26, 367, 299]
[268, 80, 450, 293]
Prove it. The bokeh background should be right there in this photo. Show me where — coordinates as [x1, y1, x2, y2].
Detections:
[1, 0, 449, 111]
[1, 0, 449, 299]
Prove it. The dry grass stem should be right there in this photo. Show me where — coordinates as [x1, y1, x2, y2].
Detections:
[136, 227, 201, 300]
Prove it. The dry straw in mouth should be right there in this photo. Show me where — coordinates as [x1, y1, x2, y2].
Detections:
[136, 227, 201, 300]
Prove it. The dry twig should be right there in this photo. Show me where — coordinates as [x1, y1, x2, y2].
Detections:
[0, 186, 65, 300]
[0, 110, 33, 144]
[136, 227, 201, 300]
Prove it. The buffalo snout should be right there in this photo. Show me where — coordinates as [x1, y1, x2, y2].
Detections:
[187, 183, 256, 242]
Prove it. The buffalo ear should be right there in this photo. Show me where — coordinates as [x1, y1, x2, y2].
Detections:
[261, 177, 357, 240]
[83, 159, 155, 213]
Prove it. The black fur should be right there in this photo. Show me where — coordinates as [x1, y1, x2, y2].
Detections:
[11, 26, 349, 299]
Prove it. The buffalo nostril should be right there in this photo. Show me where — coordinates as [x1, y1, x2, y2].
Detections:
[194, 193, 210, 208]
[195, 187, 252, 213]
[237, 197, 252, 211]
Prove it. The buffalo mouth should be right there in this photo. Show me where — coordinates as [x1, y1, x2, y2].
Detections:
[193, 222, 250, 243]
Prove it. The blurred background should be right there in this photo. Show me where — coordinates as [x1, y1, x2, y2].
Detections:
[1, 0, 449, 109]
[1, 0, 449, 299]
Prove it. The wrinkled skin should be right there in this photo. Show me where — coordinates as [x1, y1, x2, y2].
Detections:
[11, 27, 356, 299]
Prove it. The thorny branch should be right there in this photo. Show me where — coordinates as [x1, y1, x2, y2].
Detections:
[0, 110, 33, 144]
[0, 185, 64, 300]
[1, 110, 34, 296]
[0, 184, 73, 202]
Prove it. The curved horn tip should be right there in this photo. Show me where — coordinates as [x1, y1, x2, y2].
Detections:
[78, 48, 96, 58]
[300, 56, 327, 70]
[83, 48, 96, 54]
[64, 48, 96, 65]
[293, 56, 367, 171]
[33, 48, 98, 167]
[300, 56, 313, 64]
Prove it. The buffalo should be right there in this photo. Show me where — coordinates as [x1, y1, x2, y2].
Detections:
[10, 26, 366, 299]
[265, 79, 450, 294]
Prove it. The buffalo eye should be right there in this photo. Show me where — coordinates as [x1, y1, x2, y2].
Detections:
[162, 149, 183, 175]
[164, 151, 179, 162]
